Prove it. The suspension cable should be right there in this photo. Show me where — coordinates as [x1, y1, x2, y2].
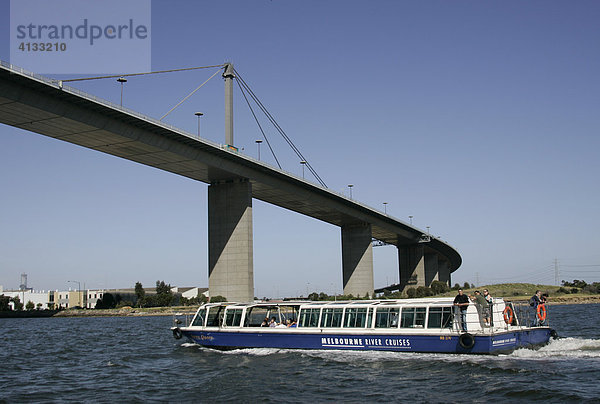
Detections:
[240, 76, 327, 187]
[59, 63, 328, 188]
[159, 68, 223, 121]
[236, 79, 282, 169]
[234, 68, 327, 188]
[59, 64, 227, 82]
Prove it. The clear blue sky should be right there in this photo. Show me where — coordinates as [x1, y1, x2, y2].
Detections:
[1, 0, 599, 296]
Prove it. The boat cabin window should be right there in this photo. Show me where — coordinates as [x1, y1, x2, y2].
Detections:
[206, 305, 225, 327]
[320, 308, 343, 328]
[298, 308, 321, 327]
[343, 307, 370, 328]
[191, 308, 207, 326]
[225, 308, 244, 327]
[244, 306, 271, 327]
[279, 305, 299, 324]
[375, 307, 400, 328]
[243, 305, 299, 327]
[427, 306, 453, 329]
[400, 307, 426, 328]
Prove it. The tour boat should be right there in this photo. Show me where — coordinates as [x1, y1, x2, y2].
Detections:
[171, 297, 556, 354]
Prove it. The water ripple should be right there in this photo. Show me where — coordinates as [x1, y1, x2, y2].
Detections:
[1, 304, 599, 402]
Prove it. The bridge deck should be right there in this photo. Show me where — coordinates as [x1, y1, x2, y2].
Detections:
[0, 62, 461, 271]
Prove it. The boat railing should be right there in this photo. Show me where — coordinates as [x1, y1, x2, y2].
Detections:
[172, 312, 193, 328]
[453, 299, 551, 335]
[503, 301, 550, 329]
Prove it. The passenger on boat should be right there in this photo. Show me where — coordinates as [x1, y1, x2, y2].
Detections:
[261, 317, 269, 327]
[483, 289, 493, 326]
[453, 289, 470, 331]
[529, 290, 542, 326]
[470, 291, 488, 328]
[269, 316, 277, 327]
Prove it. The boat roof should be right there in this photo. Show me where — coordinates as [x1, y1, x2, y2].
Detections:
[201, 297, 502, 309]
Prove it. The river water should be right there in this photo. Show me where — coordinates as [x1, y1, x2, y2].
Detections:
[1, 304, 599, 403]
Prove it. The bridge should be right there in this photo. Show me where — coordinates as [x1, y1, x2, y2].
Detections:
[0, 61, 461, 301]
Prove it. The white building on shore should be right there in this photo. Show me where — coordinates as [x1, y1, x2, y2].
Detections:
[2, 285, 207, 309]
[2, 289, 54, 310]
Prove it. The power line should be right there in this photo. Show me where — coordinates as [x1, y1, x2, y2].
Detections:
[561, 270, 600, 273]
[485, 265, 554, 280]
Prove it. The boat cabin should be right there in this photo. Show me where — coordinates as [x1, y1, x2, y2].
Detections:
[189, 298, 511, 333]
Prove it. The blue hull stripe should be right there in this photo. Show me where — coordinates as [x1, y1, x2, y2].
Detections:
[182, 328, 551, 354]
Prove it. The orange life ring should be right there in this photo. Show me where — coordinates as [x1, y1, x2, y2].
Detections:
[537, 304, 547, 322]
[503, 306, 513, 324]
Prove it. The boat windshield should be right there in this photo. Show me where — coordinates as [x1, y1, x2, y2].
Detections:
[191, 308, 207, 326]
[206, 305, 226, 327]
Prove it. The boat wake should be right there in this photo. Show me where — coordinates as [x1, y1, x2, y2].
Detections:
[510, 337, 600, 359]
[180, 342, 200, 348]
[179, 337, 600, 361]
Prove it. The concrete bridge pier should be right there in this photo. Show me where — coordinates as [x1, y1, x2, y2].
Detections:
[341, 223, 374, 298]
[398, 246, 453, 292]
[438, 258, 451, 286]
[424, 252, 439, 285]
[398, 245, 425, 290]
[208, 179, 254, 302]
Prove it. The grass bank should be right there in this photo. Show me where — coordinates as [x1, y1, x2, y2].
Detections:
[440, 283, 600, 305]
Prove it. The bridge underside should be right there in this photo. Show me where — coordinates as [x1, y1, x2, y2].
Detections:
[0, 64, 461, 301]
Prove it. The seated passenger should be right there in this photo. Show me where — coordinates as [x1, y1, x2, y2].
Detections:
[261, 317, 269, 327]
[269, 316, 277, 327]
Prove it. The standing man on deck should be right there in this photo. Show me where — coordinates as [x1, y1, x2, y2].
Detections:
[453, 289, 470, 331]
[483, 289, 493, 326]
[470, 291, 489, 327]
[529, 290, 542, 326]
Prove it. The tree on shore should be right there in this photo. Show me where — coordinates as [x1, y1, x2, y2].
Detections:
[10, 296, 23, 311]
[430, 280, 450, 294]
[155, 280, 175, 307]
[135, 282, 145, 307]
[0, 295, 10, 311]
[95, 293, 119, 309]
[25, 300, 35, 311]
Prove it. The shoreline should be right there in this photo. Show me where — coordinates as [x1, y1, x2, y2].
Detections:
[2, 295, 599, 318]
[508, 295, 600, 306]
